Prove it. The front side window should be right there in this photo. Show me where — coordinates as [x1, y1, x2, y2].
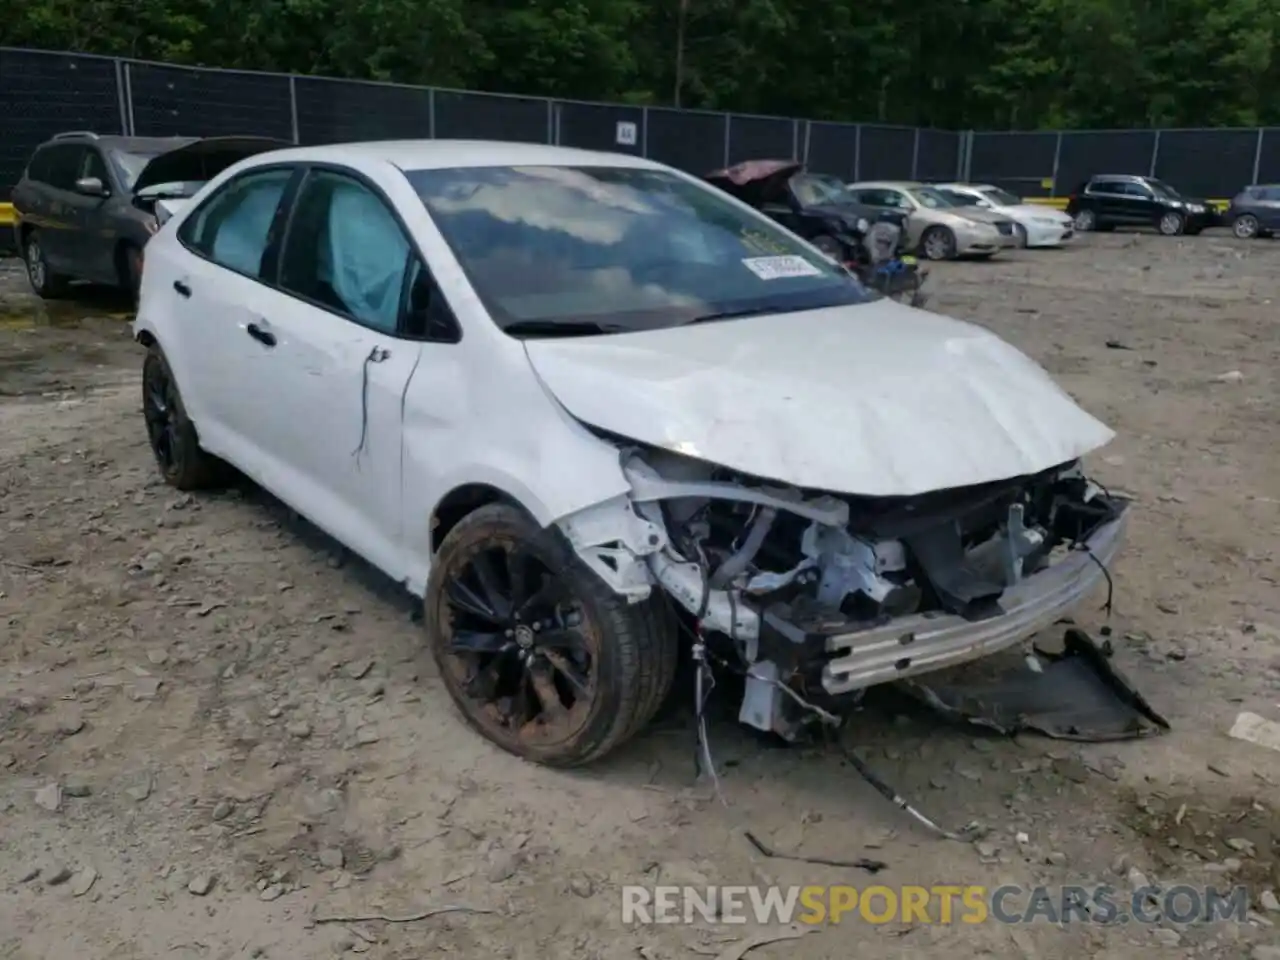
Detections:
[1147, 179, 1181, 200]
[979, 187, 1020, 206]
[179, 168, 292, 278]
[279, 170, 412, 334]
[38, 145, 84, 191]
[405, 165, 871, 336]
[789, 173, 851, 207]
[907, 186, 956, 209]
[936, 188, 980, 207]
[81, 149, 110, 185]
[1121, 182, 1152, 198]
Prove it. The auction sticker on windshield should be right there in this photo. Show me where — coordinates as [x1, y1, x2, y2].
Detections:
[741, 256, 823, 280]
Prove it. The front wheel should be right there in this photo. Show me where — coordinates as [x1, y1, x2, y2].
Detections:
[811, 234, 844, 261]
[23, 232, 70, 299]
[424, 503, 678, 767]
[1233, 214, 1260, 239]
[920, 226, 957, 261]
[142, 345, 229, 490]
[1158, 211, 1185, 236]
[1013, 223, 1029, 248]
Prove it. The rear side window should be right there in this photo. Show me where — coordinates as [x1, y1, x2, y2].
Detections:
[178, 168, 293, 279]
[1089, 179, 1124, 194]
[29, 144, 84, 190]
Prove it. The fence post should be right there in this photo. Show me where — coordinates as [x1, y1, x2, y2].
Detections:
[791, 119, 799, 161]
[428, 88, 436, 138]
[962, 131, 975, 181]
[910, 128, 921, 180]
[802, 121, 812, 165]
[853, 125, 862, 181]
[288, 76, 300, 144]
[546, 99, 554, 144]
[113, 59, 129, 136]
[1149, 130, 1161, 176]
[722, 115, 731, 166]
[122, 61, 136, 136]
[1049, 131, 1062, 196]
[1252, 128, 1265, 185]
[640, 106, 649, 158]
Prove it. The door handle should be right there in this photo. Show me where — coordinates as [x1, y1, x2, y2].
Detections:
[173, 280, 191, 298]
[246, 323, 276, 347]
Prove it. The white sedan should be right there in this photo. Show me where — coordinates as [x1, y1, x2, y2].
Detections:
[935, 183, 1075, 247]
[133, 140, 1128, 766]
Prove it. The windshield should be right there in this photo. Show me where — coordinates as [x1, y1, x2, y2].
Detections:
[906, 186, 956, 209]
[790, 173, 853, 207]
[979, 186, 1021, 205]
[406, 165, 873, 336]
[1148, 179, 1182, 200]
[936, 188, 980, 207]
[110, 150, 162, 190]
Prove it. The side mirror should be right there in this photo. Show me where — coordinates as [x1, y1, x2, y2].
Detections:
[75, 176, 108, 197]
[406, 269, 458, 342]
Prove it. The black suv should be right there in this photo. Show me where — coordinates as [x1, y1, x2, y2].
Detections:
[1066, 174, 1217, 236]
[11, 131, 289, 299]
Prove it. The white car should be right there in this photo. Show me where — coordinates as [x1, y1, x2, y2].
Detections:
[132, 140, 1128, 767]
[935, 183, 1075, 247]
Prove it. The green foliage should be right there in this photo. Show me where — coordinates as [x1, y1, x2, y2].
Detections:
[1, 0, 1276, 128]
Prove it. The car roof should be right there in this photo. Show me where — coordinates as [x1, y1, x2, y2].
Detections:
[238, 139, 668, 172]
[1089, 173, 1150, 181]
[848, 180, 924, 189]
[38, 133, 197, 153]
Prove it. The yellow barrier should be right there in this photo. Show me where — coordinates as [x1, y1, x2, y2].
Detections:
[0, 202, 13, 227]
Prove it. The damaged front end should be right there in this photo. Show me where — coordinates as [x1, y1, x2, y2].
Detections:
[557, 445, 1129, 741]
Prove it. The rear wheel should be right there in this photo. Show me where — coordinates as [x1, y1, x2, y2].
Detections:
[117, 242, 144, 298]
[1073, 209, 1097, 232]
[142, 345, 229, 490]
[424, 503, 678, 767]
[23, 231, 70, 299]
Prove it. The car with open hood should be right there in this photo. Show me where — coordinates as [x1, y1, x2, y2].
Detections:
[11, 131, 290, 298]
[846, 180, 1019, 260]
[131, 140, 1128, 767]
[934, 183, 1075, 248]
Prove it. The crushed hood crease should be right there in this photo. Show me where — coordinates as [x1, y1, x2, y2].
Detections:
[523, 301, 1114, 497]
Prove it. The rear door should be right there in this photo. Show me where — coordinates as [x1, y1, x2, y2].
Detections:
[31, 144, 86, 270]
[166, 165, 300, 459]
[1084, 178, 1126, 224]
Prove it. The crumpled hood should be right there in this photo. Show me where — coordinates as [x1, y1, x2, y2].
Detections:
[524, 301, 1114, 497]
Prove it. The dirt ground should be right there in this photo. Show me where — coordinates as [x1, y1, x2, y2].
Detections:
[1, 234, 1279, 960]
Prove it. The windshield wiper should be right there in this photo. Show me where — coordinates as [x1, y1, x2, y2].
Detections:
[503, 319, 618, 338]
[682, 306, 780, 325]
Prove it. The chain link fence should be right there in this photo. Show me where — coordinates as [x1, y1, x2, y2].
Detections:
[3, 46, 1275, 207]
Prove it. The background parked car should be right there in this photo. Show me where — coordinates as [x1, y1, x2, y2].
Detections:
[934, 183, 1074, 248]
[11, 131, 290, 299]
[1065, 174, 1217, 236]
[1224, 184, 1280, 239]
[845, 181, 1015, 260]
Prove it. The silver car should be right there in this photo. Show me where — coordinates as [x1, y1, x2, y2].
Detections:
[846, 180, 1019, 260]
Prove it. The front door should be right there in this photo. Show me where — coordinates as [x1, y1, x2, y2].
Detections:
[243, 166, 426, 578]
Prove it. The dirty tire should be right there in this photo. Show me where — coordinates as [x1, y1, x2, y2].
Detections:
[1233, 214, 1259, 240]
[1158, 211, 1185, 236]
[142, 344, 228, 491]
[920, 226, 956, 261]
[425, 503, 678, 767]
[1073, 209, 1096, 232]
[24, 231, 70, 299]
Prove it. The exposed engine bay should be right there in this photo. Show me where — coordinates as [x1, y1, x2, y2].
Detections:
[558, 443, 1129, 741]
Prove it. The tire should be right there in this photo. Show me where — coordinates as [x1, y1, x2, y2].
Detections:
[1013, 223, 1029, 248]
[117, 242, 144, 297]
[1072, 209, 1097, 232]
[142, 344, 229, 491]
[920, 225, 957, 261]
[1233, 214, 1260, 240]
[23, 231, 70, 299]
[424, 502, 678, 767]
[811, 234, 844, 261]
[1158, 211, 1185, 236]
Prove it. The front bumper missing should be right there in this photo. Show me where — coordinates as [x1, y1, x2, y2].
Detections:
[784, 506, 1129, 695]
